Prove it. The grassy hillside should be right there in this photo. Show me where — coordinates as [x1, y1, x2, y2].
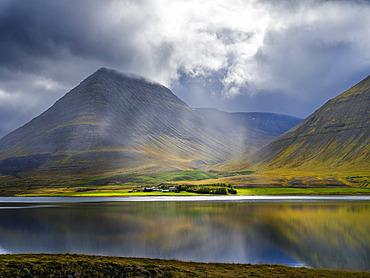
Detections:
[212, 76, 370, 183]
[248, 75, 369, 173]
[0, 254, 368, 278]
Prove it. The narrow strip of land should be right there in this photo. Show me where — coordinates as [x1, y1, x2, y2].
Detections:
[0, 195, 370, 204]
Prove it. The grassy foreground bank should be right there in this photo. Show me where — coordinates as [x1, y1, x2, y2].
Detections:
[0, 254, 369, 278]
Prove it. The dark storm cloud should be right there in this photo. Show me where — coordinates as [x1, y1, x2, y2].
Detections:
[0, 0, 369, 138]
[0, 0, 136, 71]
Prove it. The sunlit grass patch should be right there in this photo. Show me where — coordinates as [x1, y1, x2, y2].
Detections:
[215, 170, 256, 177]
[237, 187, 370, 195]
[156, 170, 217, 181]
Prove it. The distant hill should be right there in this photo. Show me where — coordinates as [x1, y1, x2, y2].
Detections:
[195, 108, 302, 150]
[246, 75, 370, 173]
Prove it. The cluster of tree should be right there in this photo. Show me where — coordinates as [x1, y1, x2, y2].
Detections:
[161, 183, 237, 195]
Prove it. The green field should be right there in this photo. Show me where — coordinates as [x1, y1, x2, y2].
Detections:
[1, 169, 370, 196]
[156, 170, 218, 181]
[0, 254, 368, 278]
[14, 186, 370, 197]
[214, 170, 256, 177]
[237, 187, 370, 195]
[77, 170, 218, 185]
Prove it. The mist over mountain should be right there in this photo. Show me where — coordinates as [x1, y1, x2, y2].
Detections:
[195, 108, 302, 150]
[246, 75, 370, 173]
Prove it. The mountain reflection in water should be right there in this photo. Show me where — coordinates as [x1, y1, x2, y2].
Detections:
[0, 200, 368, 270]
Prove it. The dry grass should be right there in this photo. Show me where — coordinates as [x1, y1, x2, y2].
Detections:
[0, 254, 369, 278]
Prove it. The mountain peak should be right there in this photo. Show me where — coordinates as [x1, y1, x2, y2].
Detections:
[57, 67, 184, 113]
[86, 67, 162, 87]
[333, 74, 370, 102]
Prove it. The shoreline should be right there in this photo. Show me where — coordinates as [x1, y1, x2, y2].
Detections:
[0, 195, 370, 203]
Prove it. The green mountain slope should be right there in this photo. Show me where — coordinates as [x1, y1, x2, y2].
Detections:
[248, 75, 370, 173]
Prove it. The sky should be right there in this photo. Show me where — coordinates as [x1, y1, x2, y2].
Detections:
[0, 0, 370, 138]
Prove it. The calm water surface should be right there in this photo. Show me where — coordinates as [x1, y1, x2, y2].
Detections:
[0, 196, 369, 271]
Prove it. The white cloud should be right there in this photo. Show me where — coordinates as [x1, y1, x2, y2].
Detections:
[33, 78, 61, 91]
[106, 0, 271, 87]
[0, 89, 12, 100]
[103, 0, 370, 98]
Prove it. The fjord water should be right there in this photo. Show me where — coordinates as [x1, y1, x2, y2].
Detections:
[0, 198, 368, 271]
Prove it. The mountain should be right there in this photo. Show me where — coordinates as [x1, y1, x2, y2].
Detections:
[246, 75, 370, 173]
[0, 68, 243, 178]
[0, 68, 305, 184]
[195, 108, 302, 150]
